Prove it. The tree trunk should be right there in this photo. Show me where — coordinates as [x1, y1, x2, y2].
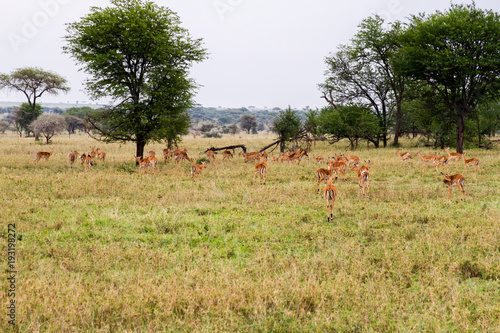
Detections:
[393, 98, 403, 146]
[456, 113, 465, 154]
[136, 136, 146, 165]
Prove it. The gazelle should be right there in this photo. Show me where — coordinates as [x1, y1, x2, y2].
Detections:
[83, 153, 93, 172]
[191, 161, 206, 183]
[396, 149, 412, 165]
[352, 160, 370, 175]
[68, 150, 79, 167]
[313, 155, 325, 164]
[206, 150, 216, 160]
[34, 146, 55, 163]
[329, 160, 347, 181]
[462, 152, 480, 175]
[222, 150, 233, 160]
[254, 158, 267, 184]
[445, 147, 462, 168]
[441, 172, 466, 201]
[416, 150, 437, 171]
[174, 151, 192, 163]
[243, 152, 261, 163]
[434, 154, 449, 171]
[163, 149, 174, 163]
[347, 151, 360, 167]
[148, 156, 158, 172]
[97, 151, 106, 163]
[135, 156, 151, 173]
[356, 168, 370, 197]
[323, 175, 338, 222]
[89, 146, 97, 160]
[316, 167, 336, 193]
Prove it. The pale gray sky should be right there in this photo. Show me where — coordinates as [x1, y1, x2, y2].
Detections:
[1, 0, 499, 109]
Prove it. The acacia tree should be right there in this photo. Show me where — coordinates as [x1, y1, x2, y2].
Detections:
[319, 105, 380, 149]
[0, 67, 69, 140]
[240, 114, 258, 134]
[30, 114, 66, 144]
[320, 16, 406, 147]
[397, 4, 500, 153]
[63, 0, 207, 158]
[9, 103, 43, 137]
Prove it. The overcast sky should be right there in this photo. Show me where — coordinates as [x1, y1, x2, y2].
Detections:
[1, 0, 499, 109]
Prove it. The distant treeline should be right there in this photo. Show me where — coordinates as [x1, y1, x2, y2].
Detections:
[188, 106, 308, 129]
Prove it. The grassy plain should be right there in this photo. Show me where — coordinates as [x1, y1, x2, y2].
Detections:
[1, 132, 500, 332]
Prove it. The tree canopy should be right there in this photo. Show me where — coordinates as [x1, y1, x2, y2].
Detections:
[63, 0, 207, 156]
[0, 67, 69, 140]
[397, 3, 500, 152]
[240, 115, 258, 134]
[272, 107, 302, 153]
[30, 114, 66, 144]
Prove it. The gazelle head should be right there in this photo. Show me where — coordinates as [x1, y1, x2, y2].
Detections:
[441, 172, 451, 180]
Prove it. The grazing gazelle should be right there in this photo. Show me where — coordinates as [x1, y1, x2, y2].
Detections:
[441, 172, 466, 201]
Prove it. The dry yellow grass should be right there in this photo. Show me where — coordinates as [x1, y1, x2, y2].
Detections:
[1, 132, 500, 332]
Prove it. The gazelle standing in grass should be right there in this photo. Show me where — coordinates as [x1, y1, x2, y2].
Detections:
[206, 150, 216, 160]
[416, 150, 437, 171]
[396, 149, 412, 166]
[135, 156, 151, 174]
[316, 166, 333, 194]
[441, 172, 465, 201]
[34, 146, 55, 163]
[83, 153, 93, 172]
[355, 165, 370, 197]
[191, 161, 206, 183]
[222, 150, 233, 160]
[435, 154, 449, 172]
[323, 175, 338, 222]
[254, 158, 267, 184]
[347, 151, 360, 167]
[329, 159, 347, 181]
[97, 150, 106, 163]
[68, 150, 79, 167]
[313, 155, 325, 164]
[462, 152, 480, 175]
[445, 147, 462, 169]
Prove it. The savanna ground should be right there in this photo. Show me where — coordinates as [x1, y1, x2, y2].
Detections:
[1, 132, 500, 332]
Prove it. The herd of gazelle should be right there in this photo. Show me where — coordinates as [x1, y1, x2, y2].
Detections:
[397, 147, 481, 201]
[33, 145, 481, 220]
[34, 146, 106, 172]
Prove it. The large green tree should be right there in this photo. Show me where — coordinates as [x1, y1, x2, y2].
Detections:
[0, 67, 69, 140]
[320, 16, 406, 147]
[397, 3, 500, 153]
[319, 105, 381, 149]
[63, 0, 207, 157]
[271, 107, 302, 153]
